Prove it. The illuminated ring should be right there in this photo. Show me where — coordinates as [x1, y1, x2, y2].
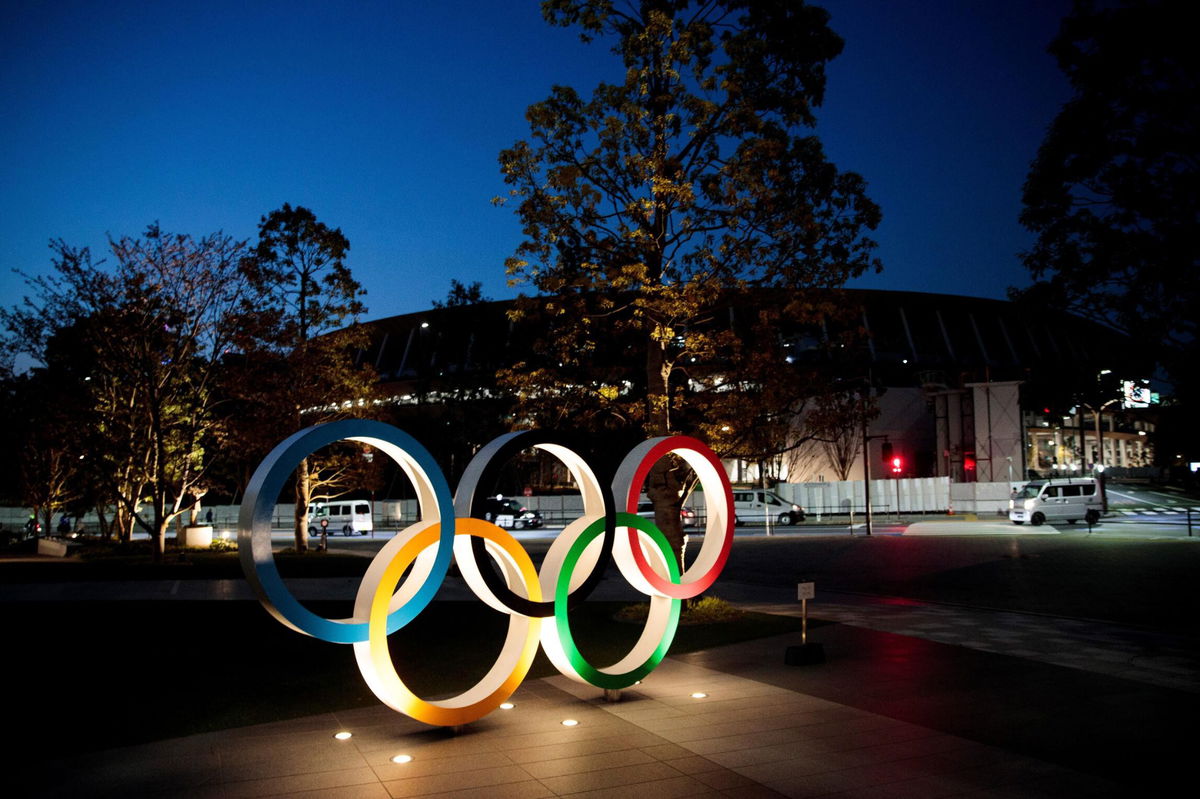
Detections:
[353, 518, 542, 727]
[237, 420, 455, 643]
[454, 431, 615, 617]
[611, 436, 734, 599]
[541, 513, 681, 689]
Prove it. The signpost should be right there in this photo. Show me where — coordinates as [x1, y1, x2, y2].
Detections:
[785, 581, 825, 665]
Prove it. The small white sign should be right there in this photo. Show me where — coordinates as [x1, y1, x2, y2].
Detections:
[797, 582, 815, 600]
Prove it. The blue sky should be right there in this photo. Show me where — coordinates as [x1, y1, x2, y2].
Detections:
[1, 0, 1072, 323]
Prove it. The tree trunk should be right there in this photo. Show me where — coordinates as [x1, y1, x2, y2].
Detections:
[644, 338, 670, 437]
[152, 517, 167, 563]
[293, 457, 310, 553]
[95, 504, 110, 540]
[646, 456, 688, 573]
[116, 505, 135, 543]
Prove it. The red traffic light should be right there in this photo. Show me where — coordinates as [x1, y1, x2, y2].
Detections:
[890, 456, 902, 474]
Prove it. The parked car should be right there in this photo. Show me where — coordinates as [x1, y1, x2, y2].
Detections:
[731, 490, 805, 525]
[480, 496, 544, 529]
[1008, 478, 1101, 526]
[636, 501, 698, 527]
[307, 501, 373, 536]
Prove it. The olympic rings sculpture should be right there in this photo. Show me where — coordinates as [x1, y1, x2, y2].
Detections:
[238, 419, 734, 727]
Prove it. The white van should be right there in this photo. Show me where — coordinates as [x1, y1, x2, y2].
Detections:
[308, 501, 373, 536]
[1008, 479, 1101, 526]
[732, 490, 805, 525]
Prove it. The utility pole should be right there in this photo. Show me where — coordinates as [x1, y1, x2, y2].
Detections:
[860, 379, 873, 537]
[861, 405, 872, 536]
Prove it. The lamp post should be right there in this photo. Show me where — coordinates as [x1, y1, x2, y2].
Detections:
[363, 448, 376, 537]
[1083, 369, 1120, 512]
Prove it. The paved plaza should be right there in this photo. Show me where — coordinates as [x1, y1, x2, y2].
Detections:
[6, 562, 1195, 798]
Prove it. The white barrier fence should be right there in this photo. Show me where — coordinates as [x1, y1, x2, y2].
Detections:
[773, 478, 951, 516]
[773, 478, 1020, 517]
[3, 477, 1025, 536]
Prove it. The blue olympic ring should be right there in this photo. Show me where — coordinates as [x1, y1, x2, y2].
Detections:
[237, 419, 456, 643]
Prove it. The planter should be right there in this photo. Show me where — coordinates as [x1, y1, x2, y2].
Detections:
[37, 538, 69, 558]
[180, 525, 213, 548]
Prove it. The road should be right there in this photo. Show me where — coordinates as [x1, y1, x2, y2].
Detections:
[239, 506, 1196, 547]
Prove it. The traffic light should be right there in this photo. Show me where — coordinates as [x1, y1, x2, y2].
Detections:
[890, 456, 902, 474]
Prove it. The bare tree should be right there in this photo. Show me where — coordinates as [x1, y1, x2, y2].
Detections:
[4, 226, 251, 560]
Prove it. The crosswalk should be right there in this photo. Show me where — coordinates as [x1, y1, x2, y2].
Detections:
[1113, 507, 1199, 516]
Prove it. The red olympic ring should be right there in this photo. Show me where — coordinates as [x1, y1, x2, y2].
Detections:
[613, 436, 735, 599]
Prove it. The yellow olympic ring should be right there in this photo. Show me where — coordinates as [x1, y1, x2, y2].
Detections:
[353, 518, 543, 727]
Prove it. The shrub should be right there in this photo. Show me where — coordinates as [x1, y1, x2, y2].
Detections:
[614, 595, 744, 625]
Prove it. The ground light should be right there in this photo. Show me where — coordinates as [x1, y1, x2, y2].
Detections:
[561, 719, 579, 727]
[691, 692, 707, 699]
[391, 755, 413, 764]
[333, 731, 352, 740]
[499, 702, 514, 710]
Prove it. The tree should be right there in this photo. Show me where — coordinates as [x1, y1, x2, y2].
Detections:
[235, 204, 376, 551]
[3, 227, 251, 559]
[805, 382, 880, 482]
[497, 0, 881, 558]
[1018, 0, 1198, 401]
[8, 371, 83, 536]
[432, 279, 491, 308]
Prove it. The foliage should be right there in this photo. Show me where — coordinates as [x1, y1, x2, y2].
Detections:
[432, 279, 491, 308]
[1, 207, 377, 555]
[616, 595, 744, 624]
[243, 203, 362, 341]
[2, 369, 86, 532]
[497, 0, 881, 557]
[1017, 0, 1198, 400]
[233, 204, 378, 551]
[2, 226, 250, 560]
[682, 595, 745, 623]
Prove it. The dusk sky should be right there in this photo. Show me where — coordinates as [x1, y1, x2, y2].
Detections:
[2, 0, 1073, 324]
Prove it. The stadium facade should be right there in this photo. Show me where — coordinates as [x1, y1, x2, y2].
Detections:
[351, 289, 1153, 486]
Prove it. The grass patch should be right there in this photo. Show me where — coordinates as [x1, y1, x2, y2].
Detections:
[1, 599, 804, 763]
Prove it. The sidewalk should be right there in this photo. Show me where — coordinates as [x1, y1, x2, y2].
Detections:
[8, 573, 1195, 797]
